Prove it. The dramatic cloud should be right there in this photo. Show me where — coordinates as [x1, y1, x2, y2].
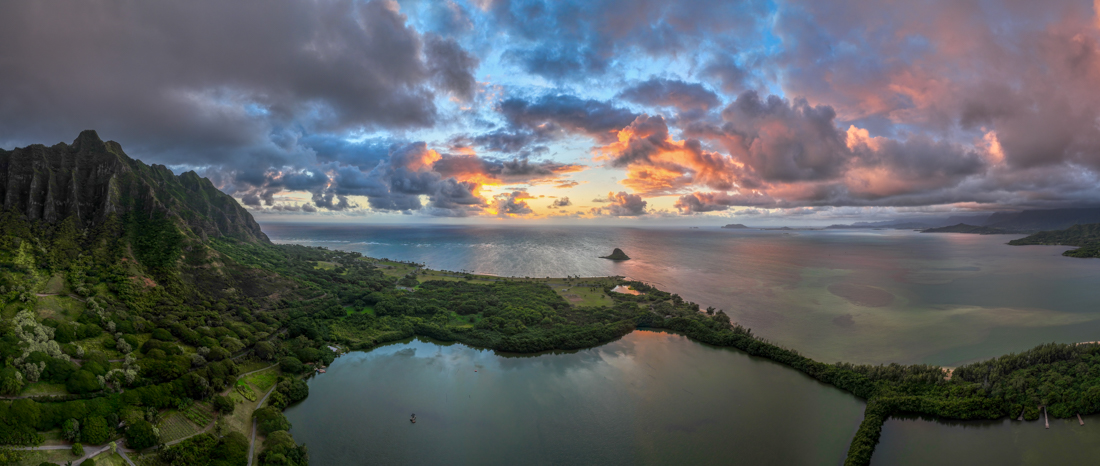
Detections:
[0, 0, 481, 210]
[618, 78, 721, 114]
[593, 191, 648, 216]
[487, 0, 768, 81]
[551, 197, 572, 207]
[5, 0, 1100, 220]
[597, 114, 743, 195]
[492, 190, 535, 216]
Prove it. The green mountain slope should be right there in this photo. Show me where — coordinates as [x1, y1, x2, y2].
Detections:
[1008, 223, 1100, 257]
[3, 133, 1100, 466]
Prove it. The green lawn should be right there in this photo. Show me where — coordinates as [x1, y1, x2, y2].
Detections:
[364, 259, 420, 278]
[237, 358, 275, 373]
[41, 273, 67, 294]
[19, 381, 68, 397]
[313, 261, 338, 270]
[34, 295, 84, 320]
[241, 368, 279, 392]
[13, 448, 82, 466]
[346, 305, 375, 316]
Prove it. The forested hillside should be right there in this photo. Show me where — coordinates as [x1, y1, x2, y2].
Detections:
[1009, 223, 1100, 258]
[3, 134, 1100, 466]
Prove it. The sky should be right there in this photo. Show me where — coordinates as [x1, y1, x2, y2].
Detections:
[3, 0, 1100, 225]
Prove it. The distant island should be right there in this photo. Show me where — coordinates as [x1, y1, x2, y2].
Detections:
[921, 223, 1019, 235]
[721, 224, 749, 229]
[600, 248, 631, 260]
[1009, 223, 1100, 258]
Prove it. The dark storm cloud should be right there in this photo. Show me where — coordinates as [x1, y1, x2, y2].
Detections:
[425, 34, 480, 102]
[773, 0, 1100, 172]
[0, 0, 478, 178]
[618, 78, 721, 114]
[701, 55, 750, 94]
[499, 94, 638, 143]
[464, 93, 637, 155]
[432, 155, 584, 183]
[485, 0, 768, 81]
[717, 91, 848, 183]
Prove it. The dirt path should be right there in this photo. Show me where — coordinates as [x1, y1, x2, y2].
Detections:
[247, 386, 279, 466]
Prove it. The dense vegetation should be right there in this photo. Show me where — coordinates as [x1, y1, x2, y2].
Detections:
[1009, 223, 1100, 258]
[4, 135, 1100, 465]
[6, 206, 1100, 466]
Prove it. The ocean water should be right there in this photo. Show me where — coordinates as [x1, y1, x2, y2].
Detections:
[263, 223, 1100, 366]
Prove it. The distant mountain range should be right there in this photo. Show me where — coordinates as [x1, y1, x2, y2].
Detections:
[827, 208, 1100, 234]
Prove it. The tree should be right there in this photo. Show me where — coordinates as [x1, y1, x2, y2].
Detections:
[0, 367, 24, 395]
[81, 417, 109, 445]
[66, 370, 102, 394]
[71, 442, 84, 457]
[254, 407, 291, 435]
[279, 357, 307, 374]
[125, 420, 159, 450]
[212, 395, 235, 414]
[254, 341, 275, 360]
[11, 398, 41, 429]
[62, 418, 81, 442]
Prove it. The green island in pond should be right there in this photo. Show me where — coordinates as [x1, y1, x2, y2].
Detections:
[2, 134, 1100, 466]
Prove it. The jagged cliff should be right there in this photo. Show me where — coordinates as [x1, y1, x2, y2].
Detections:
[0, 130, 267, 243]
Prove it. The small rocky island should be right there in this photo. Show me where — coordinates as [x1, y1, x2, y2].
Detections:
[721, 224, 749, 229]
[600, 248, 631, 260]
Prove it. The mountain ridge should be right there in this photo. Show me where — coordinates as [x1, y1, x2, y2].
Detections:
[0, 130, 267, 243]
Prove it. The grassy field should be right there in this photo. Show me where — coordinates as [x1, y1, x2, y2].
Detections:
[412, 271, 621, 308]
[41, 273, 67, 294]
[34, 295, 84, 320]
[363, 258, 420, 279]
[88, 451, 127, 466]
[13, 449, 82, 466]
[241, 368, 279, 392]
[19, 382, 68, 397]
[237, 358, 275, 373]
[223, 372, 280, 436]
[313, 260, 338, 270]
[346, 305, 376, 316]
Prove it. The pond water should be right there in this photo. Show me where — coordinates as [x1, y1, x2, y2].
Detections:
[265, 223, 1100, 464]
[872, 414, 1100, 465]
[283, 331, 866, 466]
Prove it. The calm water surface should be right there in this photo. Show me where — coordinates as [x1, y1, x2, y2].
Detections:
[265, 223, 1100, 465]
[263, 223, 1100, 366]
[283, 331, 866, 466]
[872, 415, 1100, 465]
